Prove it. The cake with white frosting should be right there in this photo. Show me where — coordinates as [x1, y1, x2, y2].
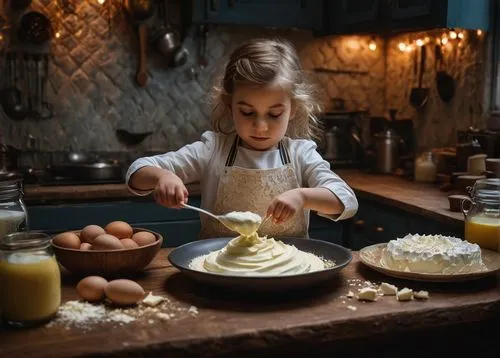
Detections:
[382, 234, 486, 274]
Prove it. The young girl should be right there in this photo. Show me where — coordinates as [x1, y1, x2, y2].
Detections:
[126, 38, 358, 239]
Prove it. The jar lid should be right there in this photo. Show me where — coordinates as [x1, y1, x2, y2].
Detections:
[0, 170, 21, 182]
[470, 178, 500, 203]
[374, 128, 400, 139]
[0, 232, 49, 251]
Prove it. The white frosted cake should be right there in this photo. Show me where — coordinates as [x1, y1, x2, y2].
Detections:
[382, 234, 486, 274]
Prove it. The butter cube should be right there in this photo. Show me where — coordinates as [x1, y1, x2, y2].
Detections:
[142, 292, 166, 307]
[379, 282, 398, 296]
[396, 287, 413, 301]
[414, 290, 430, 299]
[358, 287, 378, 301]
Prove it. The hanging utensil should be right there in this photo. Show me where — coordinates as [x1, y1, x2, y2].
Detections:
[17, 11, 52, 45]
[39, 53, 53, 119]
[409, 45, 428, 108]
[435, 44, 455, 103]
[155, 0, 188, 67]
[1, 52, 27, 121]
[123, 0, 155, 87]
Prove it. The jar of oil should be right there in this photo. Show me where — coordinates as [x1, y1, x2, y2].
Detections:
[462, 178, 500, 251]
[0, 232, 61, 327]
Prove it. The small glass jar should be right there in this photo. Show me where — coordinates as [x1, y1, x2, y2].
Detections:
[0, 232, 61, 327]
[414, 151, 437, 182]
[0, 171, 28, 240]
[462, 178, 500, 251]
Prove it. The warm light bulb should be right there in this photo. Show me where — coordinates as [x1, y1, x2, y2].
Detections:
[435, 37, 441, 44]
[416, 39, 424, 46]
[368, 41, 377, 51]
[98, 0, 106, 4]
[0, 34, 3, 41]
[55, 32, 61, 39]
[449, 30, 457, 39]
[398, 42, 407, 51]
[405, 45, 413, 52]
[441, 37, 448, 45]
[477, 29, 483, 36]
[424, 36, 430, 43]
[458, 32, 464, 39]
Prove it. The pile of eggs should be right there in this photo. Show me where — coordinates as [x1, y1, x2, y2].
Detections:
[52, 221, 157, 250]
[76, 276, 145, 306]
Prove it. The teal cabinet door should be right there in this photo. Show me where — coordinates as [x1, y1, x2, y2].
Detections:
[193, 0, 323, 30]
[324, 0, 384, 35]
[389, 0, 490, 32]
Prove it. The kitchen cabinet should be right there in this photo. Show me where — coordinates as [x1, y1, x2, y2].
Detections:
[192, 0, 323, 31]
[324, 0, 385, 35]
[27, 197, 346, 248]
[349, 196, 464, 250]
[388, 0, 490, 33]
[323, 0, 490, 35]
[27, 198, 203, 247]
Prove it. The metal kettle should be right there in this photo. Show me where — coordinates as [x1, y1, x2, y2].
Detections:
[374, 128, 401, 173]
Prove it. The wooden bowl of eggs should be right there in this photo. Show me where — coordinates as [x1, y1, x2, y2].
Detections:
[51, 221, 163, 278]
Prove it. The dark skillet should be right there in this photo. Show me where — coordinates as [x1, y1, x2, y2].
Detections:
[168, 237, 352, 292]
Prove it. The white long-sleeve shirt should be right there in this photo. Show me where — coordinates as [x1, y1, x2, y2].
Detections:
[126, 131, 358, 222]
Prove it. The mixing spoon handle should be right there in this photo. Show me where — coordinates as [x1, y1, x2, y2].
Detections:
[182, 203, 220, 221]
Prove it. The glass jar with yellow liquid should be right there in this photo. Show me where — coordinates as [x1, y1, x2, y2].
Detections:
[0, 171, 28, 240]
[462, 178, 500, 252]
[0, 232, 61, 327]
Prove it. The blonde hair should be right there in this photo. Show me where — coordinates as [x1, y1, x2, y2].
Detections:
[210, 38, 323, 141]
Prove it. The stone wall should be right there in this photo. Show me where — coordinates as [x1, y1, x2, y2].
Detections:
[0, 0, 489, 158]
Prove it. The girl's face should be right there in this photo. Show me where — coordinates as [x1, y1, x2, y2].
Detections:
[231, 83, 292, 151]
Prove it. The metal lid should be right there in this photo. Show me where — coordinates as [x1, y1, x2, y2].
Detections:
[470, 178, 500, 203]
[374, 128, 400, 139]
[0, 170, 21, 182]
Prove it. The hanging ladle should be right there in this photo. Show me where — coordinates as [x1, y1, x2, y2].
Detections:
[409, 45, 429, 108]
[182, 203, 265, 236]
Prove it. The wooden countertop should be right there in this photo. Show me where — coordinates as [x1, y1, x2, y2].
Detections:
[1, 249, 499, 358]
[23, 170, 461, 224]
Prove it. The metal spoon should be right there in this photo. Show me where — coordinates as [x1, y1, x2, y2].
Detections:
[182, 204, 263, 236]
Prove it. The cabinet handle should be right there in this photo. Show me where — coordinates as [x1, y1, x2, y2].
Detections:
[355, 219, 365, 226]
[373, 226, 384, 233]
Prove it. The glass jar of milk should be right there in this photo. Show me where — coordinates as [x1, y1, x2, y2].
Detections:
[0, 232, 61, 327]
[0, 172, 28, 240]
[462, 178, 500, 252]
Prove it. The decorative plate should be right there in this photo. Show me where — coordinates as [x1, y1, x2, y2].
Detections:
[359, 243, 500, 282]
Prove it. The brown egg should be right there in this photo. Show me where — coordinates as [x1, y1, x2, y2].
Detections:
[105, 279, 145, 306]
[52, 232, 81, 249]
[92, 234, 124, 250]
[76, 276, 108, 302]
[81, 225, 105, 243]
[120, 238, 139, 249]
[80, 242, 92, 250]
[105, 221, 133, 239]
[131, 231, 156, 247]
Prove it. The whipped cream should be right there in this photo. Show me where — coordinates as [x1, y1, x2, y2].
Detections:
[382, 234, 486, 274]
[219, 211, 262, 237]
[189, 233, 325, 276]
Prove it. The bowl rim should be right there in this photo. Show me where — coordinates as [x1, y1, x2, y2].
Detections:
[51, 227, 163, 253]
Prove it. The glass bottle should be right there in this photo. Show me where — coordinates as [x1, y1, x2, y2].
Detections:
[414, 151, 437, 182]
[462, 178, 500, 251]
[0, 171, 28, 240]
[0, 232, 61, 327]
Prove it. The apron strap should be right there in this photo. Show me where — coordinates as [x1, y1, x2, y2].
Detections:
[225, 136, 240, 167]
[225, 136, 291, 167]
[278, 140, 291, 165]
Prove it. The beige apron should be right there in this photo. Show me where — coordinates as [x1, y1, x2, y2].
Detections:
[200, 136, 308, 239]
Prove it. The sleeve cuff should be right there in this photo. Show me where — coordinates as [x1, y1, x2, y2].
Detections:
[316, 187, 358, 222]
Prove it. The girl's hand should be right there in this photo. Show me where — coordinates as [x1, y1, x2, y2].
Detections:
[267, 188, 305, 224]
[154, 171, 188, 208]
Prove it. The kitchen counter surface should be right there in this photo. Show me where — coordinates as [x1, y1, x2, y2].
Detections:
[24, 170, 462, 225]
[1, 249, 498, 358]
